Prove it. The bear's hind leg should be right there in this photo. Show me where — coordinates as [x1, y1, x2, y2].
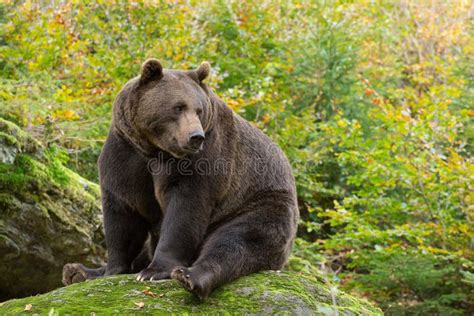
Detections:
[62, 264, 106, 285]
[171, 198, 296, 299]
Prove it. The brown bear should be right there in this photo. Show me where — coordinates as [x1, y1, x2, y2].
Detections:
[62, 59, 299, 299]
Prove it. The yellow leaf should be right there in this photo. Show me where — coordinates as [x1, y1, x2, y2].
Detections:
[142, 289, 157, 298]
[337, 119, 348, 128]
[261, 113, 271, 124]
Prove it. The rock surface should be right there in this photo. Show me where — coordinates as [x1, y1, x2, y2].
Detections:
[0, 118, 105, 300]
[0, 272, 381, 314]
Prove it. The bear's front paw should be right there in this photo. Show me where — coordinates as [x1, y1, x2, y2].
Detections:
[136, 267, 170, 282]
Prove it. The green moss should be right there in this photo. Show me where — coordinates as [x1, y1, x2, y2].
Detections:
[0, 118, 40, 153]
[0, 131, 19, 148]
[0, 193, 15, 215]
[0, 118, 100, 205]
[0, 163, 28, 189]
[286, 256, 323, 277]
[0, 154, 54, 192]
[0, 272, 381, 315]
[0, 151, 100, 238]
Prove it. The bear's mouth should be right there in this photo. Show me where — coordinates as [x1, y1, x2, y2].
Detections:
[181, 140, 204, 155]
[182, 146, 201, 155]
[169, 145, 202, 158]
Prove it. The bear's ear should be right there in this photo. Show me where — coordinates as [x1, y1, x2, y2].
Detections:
[196, 61, 211, 82]
[140, 58, 163, 85]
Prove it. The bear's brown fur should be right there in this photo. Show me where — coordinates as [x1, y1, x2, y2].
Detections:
[63, 59, 299, 299]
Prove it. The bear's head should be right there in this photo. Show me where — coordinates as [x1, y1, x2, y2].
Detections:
[113, 59, 215, 158]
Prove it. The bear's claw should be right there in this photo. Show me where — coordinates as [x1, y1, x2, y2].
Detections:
[136, 267, 169, 282]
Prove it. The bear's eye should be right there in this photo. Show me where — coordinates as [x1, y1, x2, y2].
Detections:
[174, 104, 186, 114]
[196, 108, 203, 116]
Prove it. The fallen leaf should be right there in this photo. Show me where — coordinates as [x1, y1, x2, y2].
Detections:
[134, 302, 145, 309]
[142, 289, 157, 298]
[24, 304, 32, 311]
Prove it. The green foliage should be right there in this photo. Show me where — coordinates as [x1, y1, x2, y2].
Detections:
[347, 250, 471, 315]
[290, 2, 362, 119]
[1, 0, 473, 314]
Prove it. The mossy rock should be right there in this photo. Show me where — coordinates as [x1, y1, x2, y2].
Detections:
[0, 118, 40, 164]
[0, 118, 105, 300]
[0, 272, 381, 315]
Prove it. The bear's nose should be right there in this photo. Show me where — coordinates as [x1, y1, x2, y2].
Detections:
[188, 131, 205, 149]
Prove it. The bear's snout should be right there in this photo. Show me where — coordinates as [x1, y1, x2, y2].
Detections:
[188, 131, 205, 150]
